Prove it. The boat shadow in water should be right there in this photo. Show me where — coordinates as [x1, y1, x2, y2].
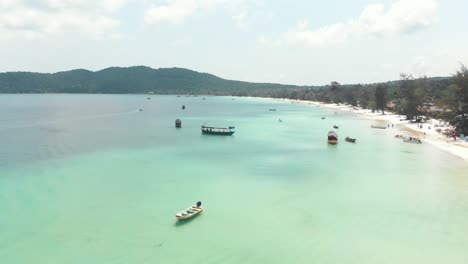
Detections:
[174, 214, 203, 227]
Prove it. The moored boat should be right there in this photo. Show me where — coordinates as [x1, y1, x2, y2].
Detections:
[394, 134, 407, 139]
[345, 137, 356, 143]
[403, 137, 422, 144]
[371, 125, 387, 129]
[201, 125, 235, 135]
[333, 125, 339, 129]
[176, 201, 203, 221]
[175, 119, 182, 128]
[328, 131, 338, 144]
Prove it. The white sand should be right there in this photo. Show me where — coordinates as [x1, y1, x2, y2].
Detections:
[271, 98, 468, 162]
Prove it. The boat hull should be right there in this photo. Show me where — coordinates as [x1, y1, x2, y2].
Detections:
[176, 207, 203, 220]
[201, 130, 235, 136]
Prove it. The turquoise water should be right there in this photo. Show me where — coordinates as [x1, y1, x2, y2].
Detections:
[1, 95, 467, 263]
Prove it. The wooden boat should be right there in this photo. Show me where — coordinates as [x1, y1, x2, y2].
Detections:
[201, 125, 235, 135]
[176, 202, 203, 221]
[371, 125, 387, 129]
[328, 131, 338, 144]
[333, 125, 339, 129]
[345, 137, 356, 143]
[175, 119, 182, 128]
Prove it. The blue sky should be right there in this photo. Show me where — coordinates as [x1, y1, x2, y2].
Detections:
[1, 0, 467, 85]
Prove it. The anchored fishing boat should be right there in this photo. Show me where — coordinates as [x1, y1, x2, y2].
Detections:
[175, 201, 203, 221]
[175, 119, 182, 128]
[201, 125, 235, 135]
[328, 131, 338, 144]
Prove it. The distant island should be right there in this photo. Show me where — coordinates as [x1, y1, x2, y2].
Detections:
[1, 65, 466, 134]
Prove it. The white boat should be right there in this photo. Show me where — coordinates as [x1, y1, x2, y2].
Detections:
[175, 202, 203, 220]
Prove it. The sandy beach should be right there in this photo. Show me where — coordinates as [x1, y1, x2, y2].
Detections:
[271, 98, 468, 162]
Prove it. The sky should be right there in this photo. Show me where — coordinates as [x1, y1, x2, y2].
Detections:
[1, 0, 467, 85]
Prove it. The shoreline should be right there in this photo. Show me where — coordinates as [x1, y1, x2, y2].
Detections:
[263, 97, 468, 162]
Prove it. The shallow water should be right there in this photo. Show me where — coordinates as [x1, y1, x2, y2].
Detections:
[0, 95, 467, 263]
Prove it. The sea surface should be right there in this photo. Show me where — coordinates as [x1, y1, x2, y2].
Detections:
[0, 94, 467, 264]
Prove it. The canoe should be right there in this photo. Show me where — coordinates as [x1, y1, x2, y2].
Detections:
[371, 125, 387, 129]
[176, 204, 204, 220]
[345, 137, 356, 143]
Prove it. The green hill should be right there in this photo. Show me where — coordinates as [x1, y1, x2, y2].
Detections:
[0, 66, 307, 95]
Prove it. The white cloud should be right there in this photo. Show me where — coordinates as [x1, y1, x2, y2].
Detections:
[144, 0, 226, 26]
[285, 0, 438, 47]
[0, 0, 126, 39]
[232, 11, 248, 29]
[257, 35, 283, 47]
[411, 56, 429, 76]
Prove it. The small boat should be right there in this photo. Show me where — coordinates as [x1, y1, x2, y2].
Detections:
[371, 125, 387, 129]
[147, 97, 151, 100]
[345, 137, 356, 143]
[139, 109, 143, 112]
[328, 131, 338, 144]
[333, 125, 339, 129]
[176, 201, 203, 221]
[278, 118, 283, 123]
[403, 138, 422, 144]
[201, 125, 235, 136]
[202, 98, 206, 100]
[175, 119, 182, 128]
[269, 108, 277, 111]
[321, 117, 326, 120]
[182, 105, 186, 110]
[394, 134, 407, 139]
